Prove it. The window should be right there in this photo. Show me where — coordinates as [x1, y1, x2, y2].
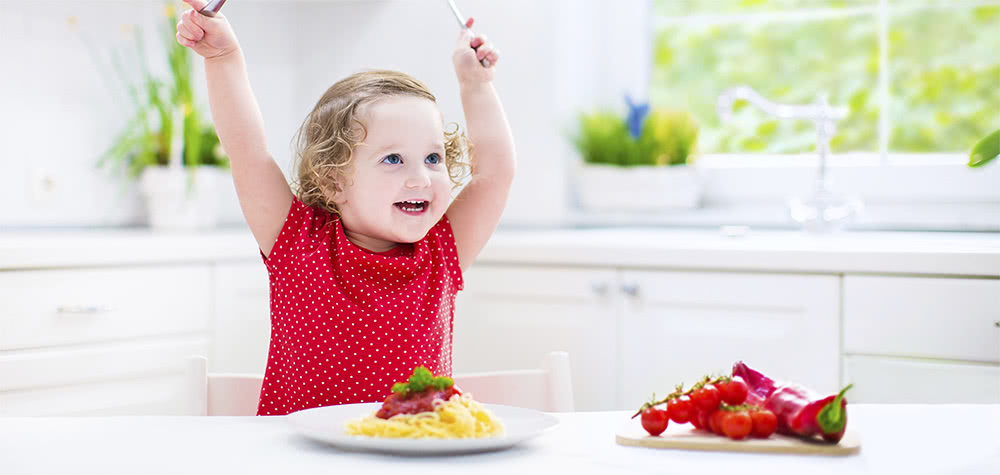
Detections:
[651, 0, 999, 156]
[638, 0, 1000, 231]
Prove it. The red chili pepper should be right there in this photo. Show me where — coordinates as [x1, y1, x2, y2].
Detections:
[732, 361, 852, 443]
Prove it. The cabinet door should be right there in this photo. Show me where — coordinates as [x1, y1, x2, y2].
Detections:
[213, 262, 271, 374]
[844, 276, 1000, 363]
[453, 265, 618, 411]
[0, 337, 208, 416]
[0, 265, 211, 350]
[621, 270, 841, 410]
[0, 374, 192, 416]
[844, 355, 1000, 403]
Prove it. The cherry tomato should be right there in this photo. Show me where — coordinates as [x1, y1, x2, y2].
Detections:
[719, 376, 749, 405]
[641, 407, 669, 436]
[667, 396, 694, 424]
[750, 409, 777, 438]
[690, 409, 708, 430]
[722, 411, 753, 440]
[691, 385, 721, 412]
[706, 409, 718, 434]
[709, 409, 727, 436]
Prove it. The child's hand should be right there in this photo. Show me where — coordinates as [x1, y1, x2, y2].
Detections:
[452, 18, 499, 85]
[175, 0, 239, 59]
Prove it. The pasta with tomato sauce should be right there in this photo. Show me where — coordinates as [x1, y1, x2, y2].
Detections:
[344, 367, 504, 439]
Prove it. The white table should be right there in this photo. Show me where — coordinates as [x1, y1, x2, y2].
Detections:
[3, 405, 999, 475]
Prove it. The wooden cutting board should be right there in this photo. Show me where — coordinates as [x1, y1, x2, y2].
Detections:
[616, 418, 861, 456]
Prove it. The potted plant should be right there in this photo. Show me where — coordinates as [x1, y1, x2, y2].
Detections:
[572, 97, 701, 212]
[98, 3, 229, 230]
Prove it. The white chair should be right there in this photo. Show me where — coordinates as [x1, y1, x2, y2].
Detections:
[453, 351, 574, 412]
[184, 351, 573, 416]
[185, 355, 264, 416]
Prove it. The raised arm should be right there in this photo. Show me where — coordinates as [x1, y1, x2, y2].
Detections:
[177, 0, 292, 256]
[445, 19, 516, 272]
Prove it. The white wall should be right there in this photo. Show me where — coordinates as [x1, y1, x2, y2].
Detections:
[0, 0, 651, 229]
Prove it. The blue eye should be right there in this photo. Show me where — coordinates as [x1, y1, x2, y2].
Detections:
[382, 153, 402, 165]
[425, 153, 442, 165]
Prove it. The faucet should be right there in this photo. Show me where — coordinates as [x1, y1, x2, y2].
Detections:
[717, 85, 847, 123]
[717, 86, 861, 233]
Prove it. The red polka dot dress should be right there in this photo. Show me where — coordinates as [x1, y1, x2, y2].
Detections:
[256, 197, 464, 416]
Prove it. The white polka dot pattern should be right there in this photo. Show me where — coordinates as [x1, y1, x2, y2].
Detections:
[255, 197, 464, 416]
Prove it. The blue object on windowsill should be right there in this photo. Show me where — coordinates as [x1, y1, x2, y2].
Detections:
[625, 95, 650, 139]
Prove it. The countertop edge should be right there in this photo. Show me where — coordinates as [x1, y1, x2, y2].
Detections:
[1, 229, 998, 277]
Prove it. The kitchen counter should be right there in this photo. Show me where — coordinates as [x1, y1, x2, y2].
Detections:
[0, 228, 260, 269]
[478, 228, 1000, 277]
[3, 405, 998, 474]
[0, 227, 997, 276]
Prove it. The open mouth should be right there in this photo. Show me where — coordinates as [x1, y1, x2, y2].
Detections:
[393, 200, 428, 214]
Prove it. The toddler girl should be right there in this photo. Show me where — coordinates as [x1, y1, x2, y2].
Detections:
[176, 0, 515, 415]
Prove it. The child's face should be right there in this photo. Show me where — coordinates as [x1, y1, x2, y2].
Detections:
[334, 95, 452, 252]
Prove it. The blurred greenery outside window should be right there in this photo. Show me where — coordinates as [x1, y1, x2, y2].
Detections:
[650, 0, 1000, 157]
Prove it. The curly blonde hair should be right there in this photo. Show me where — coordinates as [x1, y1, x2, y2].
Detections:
[291, 70, 472, 214]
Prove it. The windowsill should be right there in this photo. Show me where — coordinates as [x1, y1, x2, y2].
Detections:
[561, 202, 1000, 233]
[552, 153, 1000, 233]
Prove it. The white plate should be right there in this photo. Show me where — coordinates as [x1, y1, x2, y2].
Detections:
[287, 402, 559, 455]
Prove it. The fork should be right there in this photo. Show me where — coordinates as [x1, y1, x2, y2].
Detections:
[446, 0, 490, 67]
[197, 0, 227, 17]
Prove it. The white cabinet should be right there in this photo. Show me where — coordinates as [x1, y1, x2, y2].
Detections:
[453, 265, 618, 411]
[844, 276, 999, 363]
[843, 355, 1000, 403]
[621, 271, 841, 410]
[843, 276, 1000, 403]
[0, 260, 275, 416]
[1, 230, 992, 414]
[457, 264, 999, 408]
[454, 265, 842, 411]
[0, 266, 210, 349]
[0, 338, 208, 415]
[212, 262, 271, 374]
[0, 265, 212, 416]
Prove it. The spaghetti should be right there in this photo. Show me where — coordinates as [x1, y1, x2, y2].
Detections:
[345, 393, 504, 439]
[344, 366, 505, 439]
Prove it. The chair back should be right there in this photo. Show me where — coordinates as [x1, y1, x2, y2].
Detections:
[186, 355, 263, 416]
[453, 351, 574, 412]
[186, 351, 573, 415]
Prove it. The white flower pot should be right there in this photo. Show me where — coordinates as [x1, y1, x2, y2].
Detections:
[139, 166, 222, 230]
[575, 163, 702, 212]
